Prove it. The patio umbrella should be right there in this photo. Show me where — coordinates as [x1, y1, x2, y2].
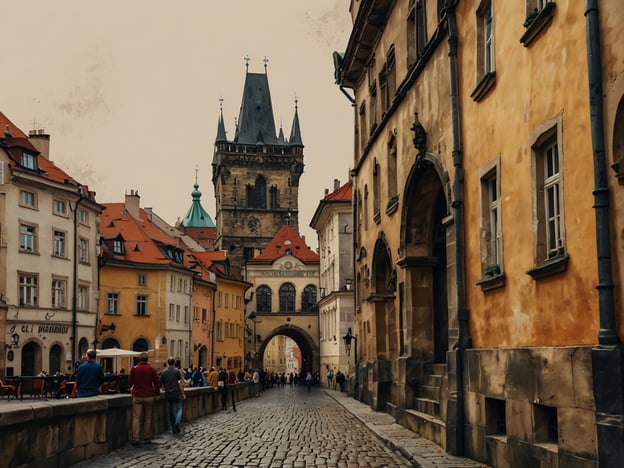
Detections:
[96, 348, 141, 373]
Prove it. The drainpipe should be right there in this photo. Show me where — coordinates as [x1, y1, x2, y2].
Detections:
[446, 0, 469, 456]
[585, 1, 624, 464]
[71, 188, 86, 370]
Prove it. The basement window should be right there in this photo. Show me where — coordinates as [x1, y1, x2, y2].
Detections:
[485, 397, 506, 435]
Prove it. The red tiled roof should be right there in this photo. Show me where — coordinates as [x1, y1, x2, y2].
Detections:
[100, 203, 188, 266]
[248, 224, 319, 265]
[0, 111, 95, 201]
[324, 180, 352, 201]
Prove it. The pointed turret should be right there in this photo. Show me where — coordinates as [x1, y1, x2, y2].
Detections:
[215, 108, 227, 143]
[179, 178, 216, 228]
[235, 72, 280, 145]
[278, 125, 286, 144]
[289, 102, 303, 147]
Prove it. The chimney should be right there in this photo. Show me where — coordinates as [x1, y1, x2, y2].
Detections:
[324, 188, 329, 196]
[333, 179, 340, 191]
[125, 189, 141, 219]
[28, 129, 51, 160]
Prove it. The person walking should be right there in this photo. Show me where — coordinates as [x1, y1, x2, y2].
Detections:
[160, 357, 186, 435]
[128, 352, 160, 445]
[252, 369, 260, 397]
[75, 349, 104, 397]
[218, 368, 228, 410]
[336, 370, 346, 392]
[306, 371, 313, 392]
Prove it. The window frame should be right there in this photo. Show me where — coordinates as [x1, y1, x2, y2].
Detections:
[19, 223, 37, 253]
[20, 190, 36, 209]
[279, 283, 296, 312]
[19, 273, 38, 307]
[78, 284, 90, 311]
[256, 285, 272, 313]
[79, 237, 89, 264]
[136, 294, 148, 316]
[527, 115, 568, 279]
[106, 292, 120, 315]
[52, 229, 67, 258]
[21, 152, 37, 170]
[51, 278, 67, 309]
[53, 199, 68, 216]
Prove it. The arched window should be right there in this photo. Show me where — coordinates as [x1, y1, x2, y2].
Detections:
[256, 285, 272, 313]
[49, 344, 62, 374]
[247, 175, 267, 208]
[301, 285, 318, 312]
[133, 338, 149, 353]
[101, 337, 120, 349]
[279, 283, 295, 312]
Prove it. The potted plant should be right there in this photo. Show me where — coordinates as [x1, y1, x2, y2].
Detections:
[485, 264, 501, 277]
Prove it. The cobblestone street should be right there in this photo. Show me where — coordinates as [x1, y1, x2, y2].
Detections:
[71, 385, 414, 468]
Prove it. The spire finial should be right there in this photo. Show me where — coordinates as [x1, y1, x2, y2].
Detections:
[195, 165, 199, 184]
[244, 55, 250, 71]
[263, 56, 269, 73]
[294, 94, 299, 110]
[218, 96, 224, 113]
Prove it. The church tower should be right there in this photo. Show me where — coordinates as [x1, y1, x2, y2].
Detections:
[212, 61, 304, 272]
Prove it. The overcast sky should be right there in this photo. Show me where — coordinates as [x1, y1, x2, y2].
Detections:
[2, 1, 354, 248]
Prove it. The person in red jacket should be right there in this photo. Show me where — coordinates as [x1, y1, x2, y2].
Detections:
[128, 352, 160, 445]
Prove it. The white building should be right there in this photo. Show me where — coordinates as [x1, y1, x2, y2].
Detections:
[310, 178, 354, 385]
[0, 112, 103, 377]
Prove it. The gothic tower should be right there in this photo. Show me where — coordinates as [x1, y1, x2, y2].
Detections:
[212, 63, 304, 272]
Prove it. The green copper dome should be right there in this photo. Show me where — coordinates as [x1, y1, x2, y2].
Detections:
[179, 181, 215, 228]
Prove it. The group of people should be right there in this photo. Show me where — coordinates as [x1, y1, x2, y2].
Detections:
[326, 368, 347, 392]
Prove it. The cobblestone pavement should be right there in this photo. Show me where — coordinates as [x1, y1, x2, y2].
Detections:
[71, 385, 415, 468]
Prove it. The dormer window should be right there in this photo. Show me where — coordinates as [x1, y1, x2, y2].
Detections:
[21, 152, 37, 170]
[113, 239, 124, 255]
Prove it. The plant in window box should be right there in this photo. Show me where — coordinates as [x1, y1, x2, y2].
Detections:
[523, 8, 539, 27]
[485, 264, 501, 277]
[386, 196, 399, 210]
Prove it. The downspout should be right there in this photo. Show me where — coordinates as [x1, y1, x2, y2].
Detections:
[71, 189, 85, 370]
[585, 1, 623, 464]
[446, 0, 470, 456]
[585, 0, 619, 346]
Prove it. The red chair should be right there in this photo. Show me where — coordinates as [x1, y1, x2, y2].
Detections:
[0, 379, 17, 399]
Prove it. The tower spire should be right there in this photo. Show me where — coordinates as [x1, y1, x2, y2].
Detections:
[215, 97, 227, 143]
[289, 96, 303, 147]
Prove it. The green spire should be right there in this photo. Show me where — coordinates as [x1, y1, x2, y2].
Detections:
[179, 173, 215, 228]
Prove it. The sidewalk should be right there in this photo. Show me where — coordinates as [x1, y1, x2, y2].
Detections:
[325, 389, 485, 468]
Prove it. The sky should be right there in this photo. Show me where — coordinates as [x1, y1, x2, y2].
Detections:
[2, 1, 354, 248]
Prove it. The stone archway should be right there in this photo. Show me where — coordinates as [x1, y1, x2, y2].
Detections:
[399, 156, 452, 369]
[21, 341, 40, 376]
[256, 325, 318, 375]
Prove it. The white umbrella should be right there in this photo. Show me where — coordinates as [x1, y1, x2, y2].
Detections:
[95, 348, 141, 357]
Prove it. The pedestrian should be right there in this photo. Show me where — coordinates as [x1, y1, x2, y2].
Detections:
[160, 356, 186, 435]
[327, 368, 334, 389]
[207, 367, 218, 387]
[128, 352, 160, 446]
[252, 369, 260, 397]
[218, 367, 228, 409]
[336, 371, 346, 392]
[75, 349, 104, 397]
[306, 371, 313, 392]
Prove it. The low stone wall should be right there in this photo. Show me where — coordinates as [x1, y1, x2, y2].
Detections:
[0, 382, 252, 468]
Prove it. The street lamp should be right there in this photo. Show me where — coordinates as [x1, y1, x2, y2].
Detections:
[5, 332, 20, 349]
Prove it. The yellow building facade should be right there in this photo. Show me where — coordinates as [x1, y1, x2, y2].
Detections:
[337, 0, 624, 465]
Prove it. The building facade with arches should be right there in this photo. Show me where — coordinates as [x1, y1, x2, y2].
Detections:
[336, 0, 624, 466]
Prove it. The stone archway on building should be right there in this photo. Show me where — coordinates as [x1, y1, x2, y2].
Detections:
[49, 343, 62, 375]
[399, 156, 452, 367]
[256, 324, 318, 375]
[21, 341, 41, 376]
[370, 233, 398, 360]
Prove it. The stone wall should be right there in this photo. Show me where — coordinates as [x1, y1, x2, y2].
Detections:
[0, 383, 252, 468]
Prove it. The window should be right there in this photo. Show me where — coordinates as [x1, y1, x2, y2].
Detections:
[20, 191, 36, 208]
[170, 276, 175, 292]
[359, 102, 367, 152]
[528, 118, 567, 278]
[387, 136, 398, 204]
[136, 295, 148, 316]
[279, 283, 295, 312]
[106, 293, 120, 314]
[369, 81, 377, 134]
[176, 304, 180, 322]
[225, 293, 229, 308]
[21, 152, 36, 170]
[79, 209, 89, 225]
[51, 279, 67, 308]
[247, 175, 267, 208]
[270, 185, 279, 209]
[20, 224, 36, 252]
[137, 273, 146, 286]
[380, 47, 396, 116]
[408, 0, 427, 65]
[169, 303, 174, 321]
[79, 238, 89, 263]
[373, 158, 380, 220]
[184, 305, 189, 323]
[301, 285, 318, 312]
[78, 285, 89, 311]
[479, 158, 502, 278]
[53, 230, 66, 257]
[19, 274, 38, 306]
[521, 0, 556, 47]
[53, 200, 67, 215]
[472, 0, 496, 101]
[216, 320, 223, 341]
[112, 239, 124, 255]
[256, 285, 272, 313]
